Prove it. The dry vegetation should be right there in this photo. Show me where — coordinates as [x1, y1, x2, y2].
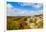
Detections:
[7, 14, 43, 30]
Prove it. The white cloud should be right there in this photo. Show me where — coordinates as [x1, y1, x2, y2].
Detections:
[19, 2, 32, 6]
[7, 7, 32, 16]
[7, 4, 13, 7]
[7, 5, 43, 16]
[34, 10, 43, 15]
[32, 4, 42, 9]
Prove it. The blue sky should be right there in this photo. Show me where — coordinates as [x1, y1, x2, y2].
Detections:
[7, 2, 43, 16]
[7, 2, 43, 11]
